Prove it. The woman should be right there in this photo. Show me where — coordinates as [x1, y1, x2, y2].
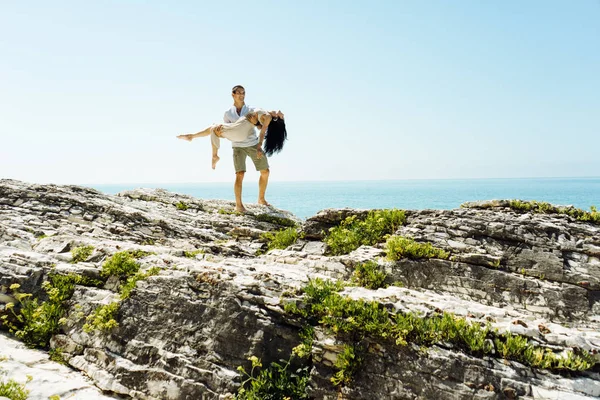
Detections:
[177, 110, 287, 169]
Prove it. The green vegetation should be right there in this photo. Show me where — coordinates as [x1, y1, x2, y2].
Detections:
[127, 249, 155, 259]
[235, 354, 310, 400]
[2, 251, 159, 342]
[85, 254, 161, 333]
[508, 200, 600, 224]
[120, 267, 161, 300]
[83, 302, 119, 333]
[284, 278, 596, 385]
[0, 377, 29, 400]
[331, 344, 362, 387]
[1, 274, 103, 348]
[385, 236, 450, 261]
[218, 208, 238, 215]
[49, 347, 68, 365]
[70, 245, 94, 263]
[235, 327, 314, 399]
[183, 249, 204, 258]
[175, 201, 189, 211]
[100, 252, 140, 280]
[82, 264, 160, 333]
[262, 228, 299, 251]
[254, 214, 297, 228]
[325, 209, 406, 255]
[351, 261, 388, 290]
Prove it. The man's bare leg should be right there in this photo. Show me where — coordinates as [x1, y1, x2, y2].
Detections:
[258, 168, 270, 206]
[211, 144, 220, 170]
[234, 171, 247, 213]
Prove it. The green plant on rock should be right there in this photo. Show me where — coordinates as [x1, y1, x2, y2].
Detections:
[101, 252, 140, 280]
[235, 354, 310, 399]
[2, 274, 102, 348]
[254, 214, 297, 228]
[385, 236, 449, 261]
[508, 200, 600, 224]
[70, 245, 94, 263]
[331, 344, 362, 387]
[83, 264, 160, 333]
[175, 201, 189, 211]
[127, 249, 155, 259]
[262, 228, 299, 251]
[236, 326, 314, 399]
[183, 249, 204, 258]
[3, 290, 61, 348]
[351, 261, 388, 289]
[325, 209, 406, 255]
[284, 279, 596, 375]
[0, 374, 29, 400]
[120, 267, 161, 300]
[83, 302, 119, 333]
[292, 326, 315, 359]
[49, 347, 67, 365]
[218, 208, 237, 215]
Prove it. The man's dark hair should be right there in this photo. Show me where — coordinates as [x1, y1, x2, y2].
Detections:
[232, 85, 245, 93]
[263, 118, 287, 156]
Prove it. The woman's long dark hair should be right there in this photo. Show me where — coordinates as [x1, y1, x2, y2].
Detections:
[263, 118, 287, 156]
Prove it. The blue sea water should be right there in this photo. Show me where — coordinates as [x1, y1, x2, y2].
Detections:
[91, 177, 600, 220]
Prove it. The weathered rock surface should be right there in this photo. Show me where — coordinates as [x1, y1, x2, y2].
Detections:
[1, 179, 600, 399]
[0, 332, 119, 400]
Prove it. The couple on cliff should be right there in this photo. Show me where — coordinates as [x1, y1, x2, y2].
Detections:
[177, 85, 287, 213]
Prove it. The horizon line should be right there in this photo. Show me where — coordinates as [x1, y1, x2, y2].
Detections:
[84, 175, 600, 186]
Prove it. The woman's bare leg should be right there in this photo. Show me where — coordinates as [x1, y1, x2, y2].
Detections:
[176, 125, 215, 141]
[211, 144, 220, 169]
[210, 131, 222, 169]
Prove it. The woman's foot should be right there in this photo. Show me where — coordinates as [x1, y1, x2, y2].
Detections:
[177, 134, 193, 142]
[258, 200, 271, 207]
[212, 155, 220, 169]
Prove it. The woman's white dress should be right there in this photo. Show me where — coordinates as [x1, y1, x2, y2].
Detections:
[210, 109, 268, 149]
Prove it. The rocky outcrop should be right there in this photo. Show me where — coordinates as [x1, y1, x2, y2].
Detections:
[1, 179, 599, 399]
[0, 333, 117, 400]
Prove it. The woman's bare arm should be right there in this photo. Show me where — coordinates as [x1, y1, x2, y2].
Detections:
[256, 113, 272, 158]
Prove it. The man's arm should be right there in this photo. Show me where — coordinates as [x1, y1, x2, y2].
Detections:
[215, 111, 233, 136]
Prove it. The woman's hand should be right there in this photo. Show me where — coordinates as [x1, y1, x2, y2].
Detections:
[256, 145, 264, 159]
[177, 134, 193, 142]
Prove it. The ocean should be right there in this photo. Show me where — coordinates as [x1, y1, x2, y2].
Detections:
[91, 177, 600, 220]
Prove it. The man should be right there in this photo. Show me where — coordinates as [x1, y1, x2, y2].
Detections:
[222, 85, 270, 213]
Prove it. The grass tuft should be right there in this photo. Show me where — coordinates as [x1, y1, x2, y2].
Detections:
[262, 228, 299, 251]
[100, 252, 140, 280]
[385, 236, 449, 261]
[351, 261, 388, 289]
[325, 209, 406, 255]
[508, 200, 600, 224]
[70, 245, 94, 263]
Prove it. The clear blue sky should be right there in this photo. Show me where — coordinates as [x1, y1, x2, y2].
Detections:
[1, 1, 598, 184]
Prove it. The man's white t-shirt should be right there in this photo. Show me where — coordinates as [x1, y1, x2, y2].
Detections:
[223, 105, 258, 148]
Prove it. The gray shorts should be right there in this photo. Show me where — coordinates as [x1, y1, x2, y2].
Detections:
[233, 146, 269, 173]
